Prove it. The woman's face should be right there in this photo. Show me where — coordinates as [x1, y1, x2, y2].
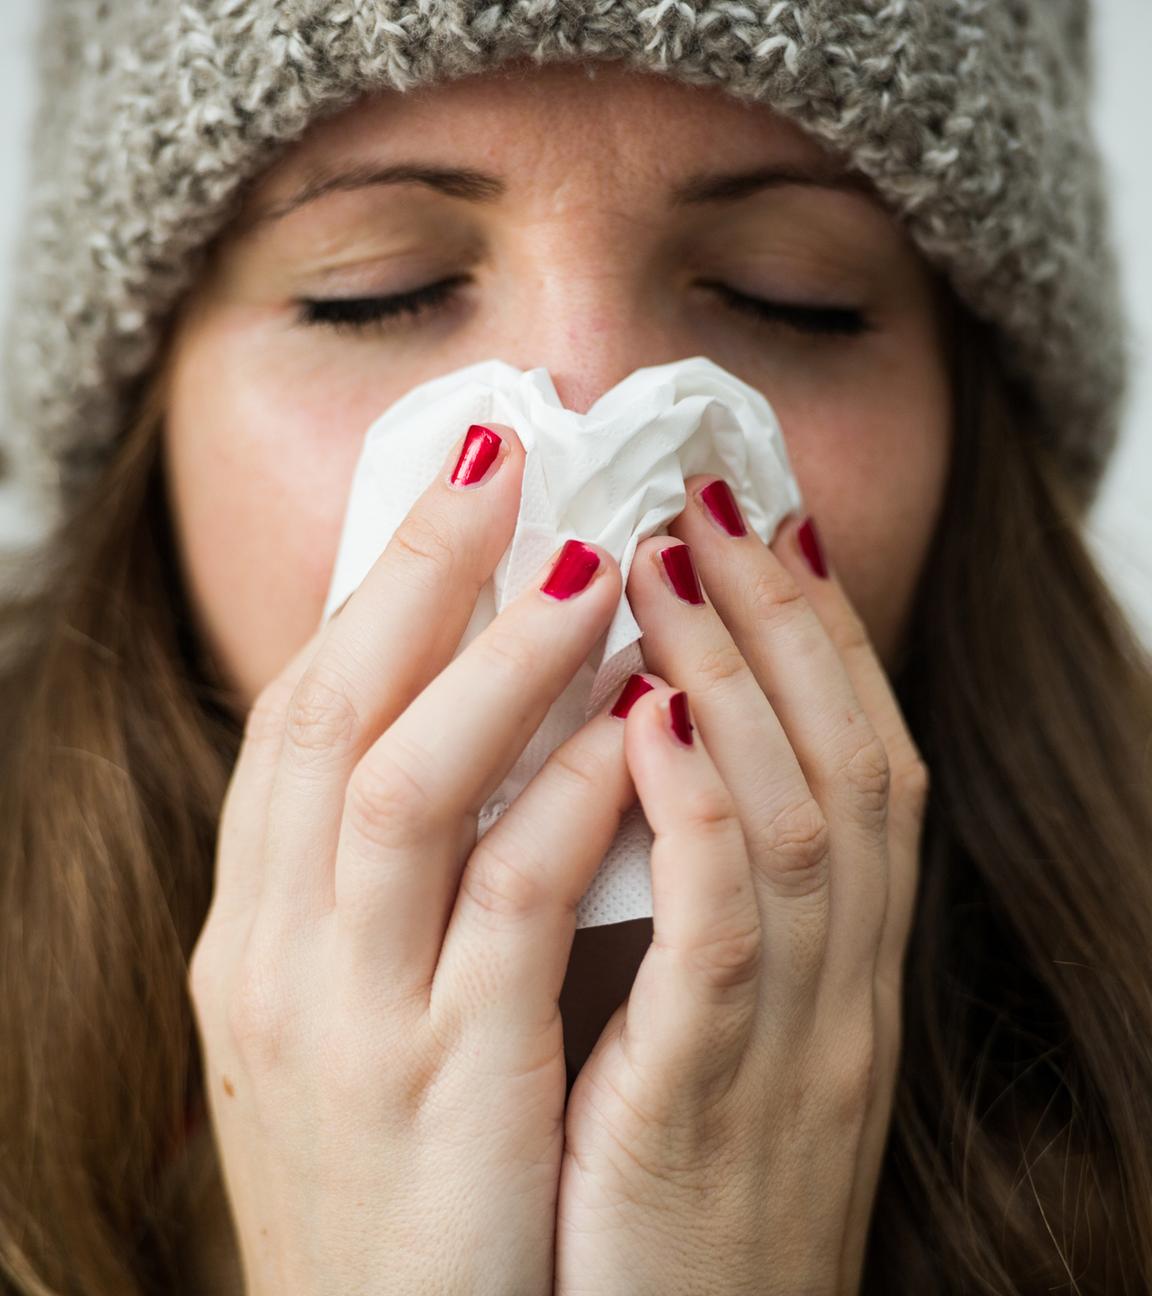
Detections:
[164, 61, 951, 710]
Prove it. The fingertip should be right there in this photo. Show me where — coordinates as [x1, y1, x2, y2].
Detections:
[772, 511, 832, 583]
[618, 684, 710, 840]
[443, 421, 519, 491]
[630, 534, 668, 568]
[587, 539, 624, 589]
[682, 472, 714, 496]
[537, 537, 620, 600]
[469, 421, 527, 479]
[477, 420, 525, 457]
[608, 671, 664, 719]
[665, 688, 695, 748]
[627, 683, 696, 753]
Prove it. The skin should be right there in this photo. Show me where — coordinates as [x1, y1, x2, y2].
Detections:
[165, 59, 950, 1158]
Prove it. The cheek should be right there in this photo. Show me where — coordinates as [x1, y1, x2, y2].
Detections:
[164, 325, 401, 708]
[780, 362, 951, 667]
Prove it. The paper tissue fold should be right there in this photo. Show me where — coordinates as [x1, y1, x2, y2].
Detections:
[320, 356, 805, 929]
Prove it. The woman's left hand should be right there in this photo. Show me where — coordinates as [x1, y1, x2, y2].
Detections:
[553, 477, 930, 1296]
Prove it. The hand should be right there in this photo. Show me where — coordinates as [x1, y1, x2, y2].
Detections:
[188, 423, 643, 1296]
[554, 477, 930, 1295]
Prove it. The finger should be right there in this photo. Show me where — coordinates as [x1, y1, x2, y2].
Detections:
[209, 613, 338, 925]
[761, 515, 928, 1296]
[616, 686, 762, 1100]
[668, 479, 890, 997]
[260, 423, 524, 929]
[431, 683, 643, 1062]
[623, 536, 831, 1002]
[332, 538, 621, 996]
[766, 511, 930, 990]
[767, 511, 929, 1296]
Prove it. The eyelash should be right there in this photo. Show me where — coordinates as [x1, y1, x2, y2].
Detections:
[296, 276, 871, 338]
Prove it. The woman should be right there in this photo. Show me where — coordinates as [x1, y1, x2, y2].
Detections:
[1, 4, 1149, 1294]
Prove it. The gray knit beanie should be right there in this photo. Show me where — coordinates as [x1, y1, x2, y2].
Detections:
[0, 0, 1130, 539]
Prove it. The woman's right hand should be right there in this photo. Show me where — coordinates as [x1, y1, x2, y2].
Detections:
[187, 423, 640, 1296]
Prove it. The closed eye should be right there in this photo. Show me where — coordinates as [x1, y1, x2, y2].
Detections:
[296, 275, 872, 338]
[700, 281, 871, 337]
[297, 276, 468, 332]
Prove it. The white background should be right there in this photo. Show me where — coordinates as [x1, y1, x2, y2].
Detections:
[0, 2, 1147, 642]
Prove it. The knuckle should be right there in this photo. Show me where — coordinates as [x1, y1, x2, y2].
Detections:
[243, 682, 292, 749]
[284, 665, 363, 761]
[679, 784, 743, 844]
[476, 625, 539, 682]
[824, 1025, 877, 1126]
[546, 738, 611, 806]
[344, 745, 437, 853]
[831, 605, 873, 661]
[680, 918, 763, 994]
[462, 838, 550, 922]
[323, 1029, 400, 1111]
[841, 731, 891, 817]
[227, 949, 295, 1069]
[892, 749, 931, 812]
[187, 934, 220, 1012]
[763, 798, 831, 896]
[388, 512, 457, 589]
[313, 996, 405, 1105]
[746, 566, 807, 630]
[692, 642, 751, 695]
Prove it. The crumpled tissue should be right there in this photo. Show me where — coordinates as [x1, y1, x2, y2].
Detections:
[320, 356, 805, 929]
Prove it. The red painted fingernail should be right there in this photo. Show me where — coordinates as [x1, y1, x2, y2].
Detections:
[668, 690, 694, 746]
[610, 673, 655, 718]
[698, 479, 748, 537]
[659, 543, 705, 605]
[541, 539, 602, 600]
[449, 424, 504, 487]
[797, 516, 829, 579]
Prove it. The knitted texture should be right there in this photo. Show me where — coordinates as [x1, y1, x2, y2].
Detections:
[0, 0, 1129, 523]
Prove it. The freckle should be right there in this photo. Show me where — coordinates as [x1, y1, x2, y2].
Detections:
[222, 1075, 235, 1098]
[261, 1227, 268, 1237]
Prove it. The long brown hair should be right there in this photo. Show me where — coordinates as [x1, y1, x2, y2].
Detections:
[1, 295, 1150, 1293]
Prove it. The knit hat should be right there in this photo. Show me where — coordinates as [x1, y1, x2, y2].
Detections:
[0, 0, 1129, 537]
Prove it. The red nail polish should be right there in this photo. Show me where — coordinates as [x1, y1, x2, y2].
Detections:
[668, 691, 694, 746]
[797, 516, 829, 579]
[541, 539, 602, 600]
[610, 673, 655, 718]
[450, 424, 503, 487]
[698, 479, 748, 537]
[659, 544, 705, 605]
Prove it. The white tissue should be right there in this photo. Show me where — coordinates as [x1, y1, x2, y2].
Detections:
[320, 356, 805, 929]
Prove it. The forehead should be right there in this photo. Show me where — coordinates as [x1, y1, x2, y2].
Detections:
[243, 58, 853, 205]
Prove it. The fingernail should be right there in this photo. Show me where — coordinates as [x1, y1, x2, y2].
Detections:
[698, 479, 747, 537]
[541, 539, 602, 600]
[668, 690, 694, 746]
[449, 424, 504, 488]
[797, 516, 829, 579]
[610, 673, 655, 718]
[659, 543, 705, 605]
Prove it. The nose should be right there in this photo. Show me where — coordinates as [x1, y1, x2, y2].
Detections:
[544, 353, 688, 415]
[494, 277, 688, 414]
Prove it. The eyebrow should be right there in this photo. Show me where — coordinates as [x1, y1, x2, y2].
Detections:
[672, 163, 878, 205]
[237, 163, 504, 235]
[234, 159, 880, 236]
